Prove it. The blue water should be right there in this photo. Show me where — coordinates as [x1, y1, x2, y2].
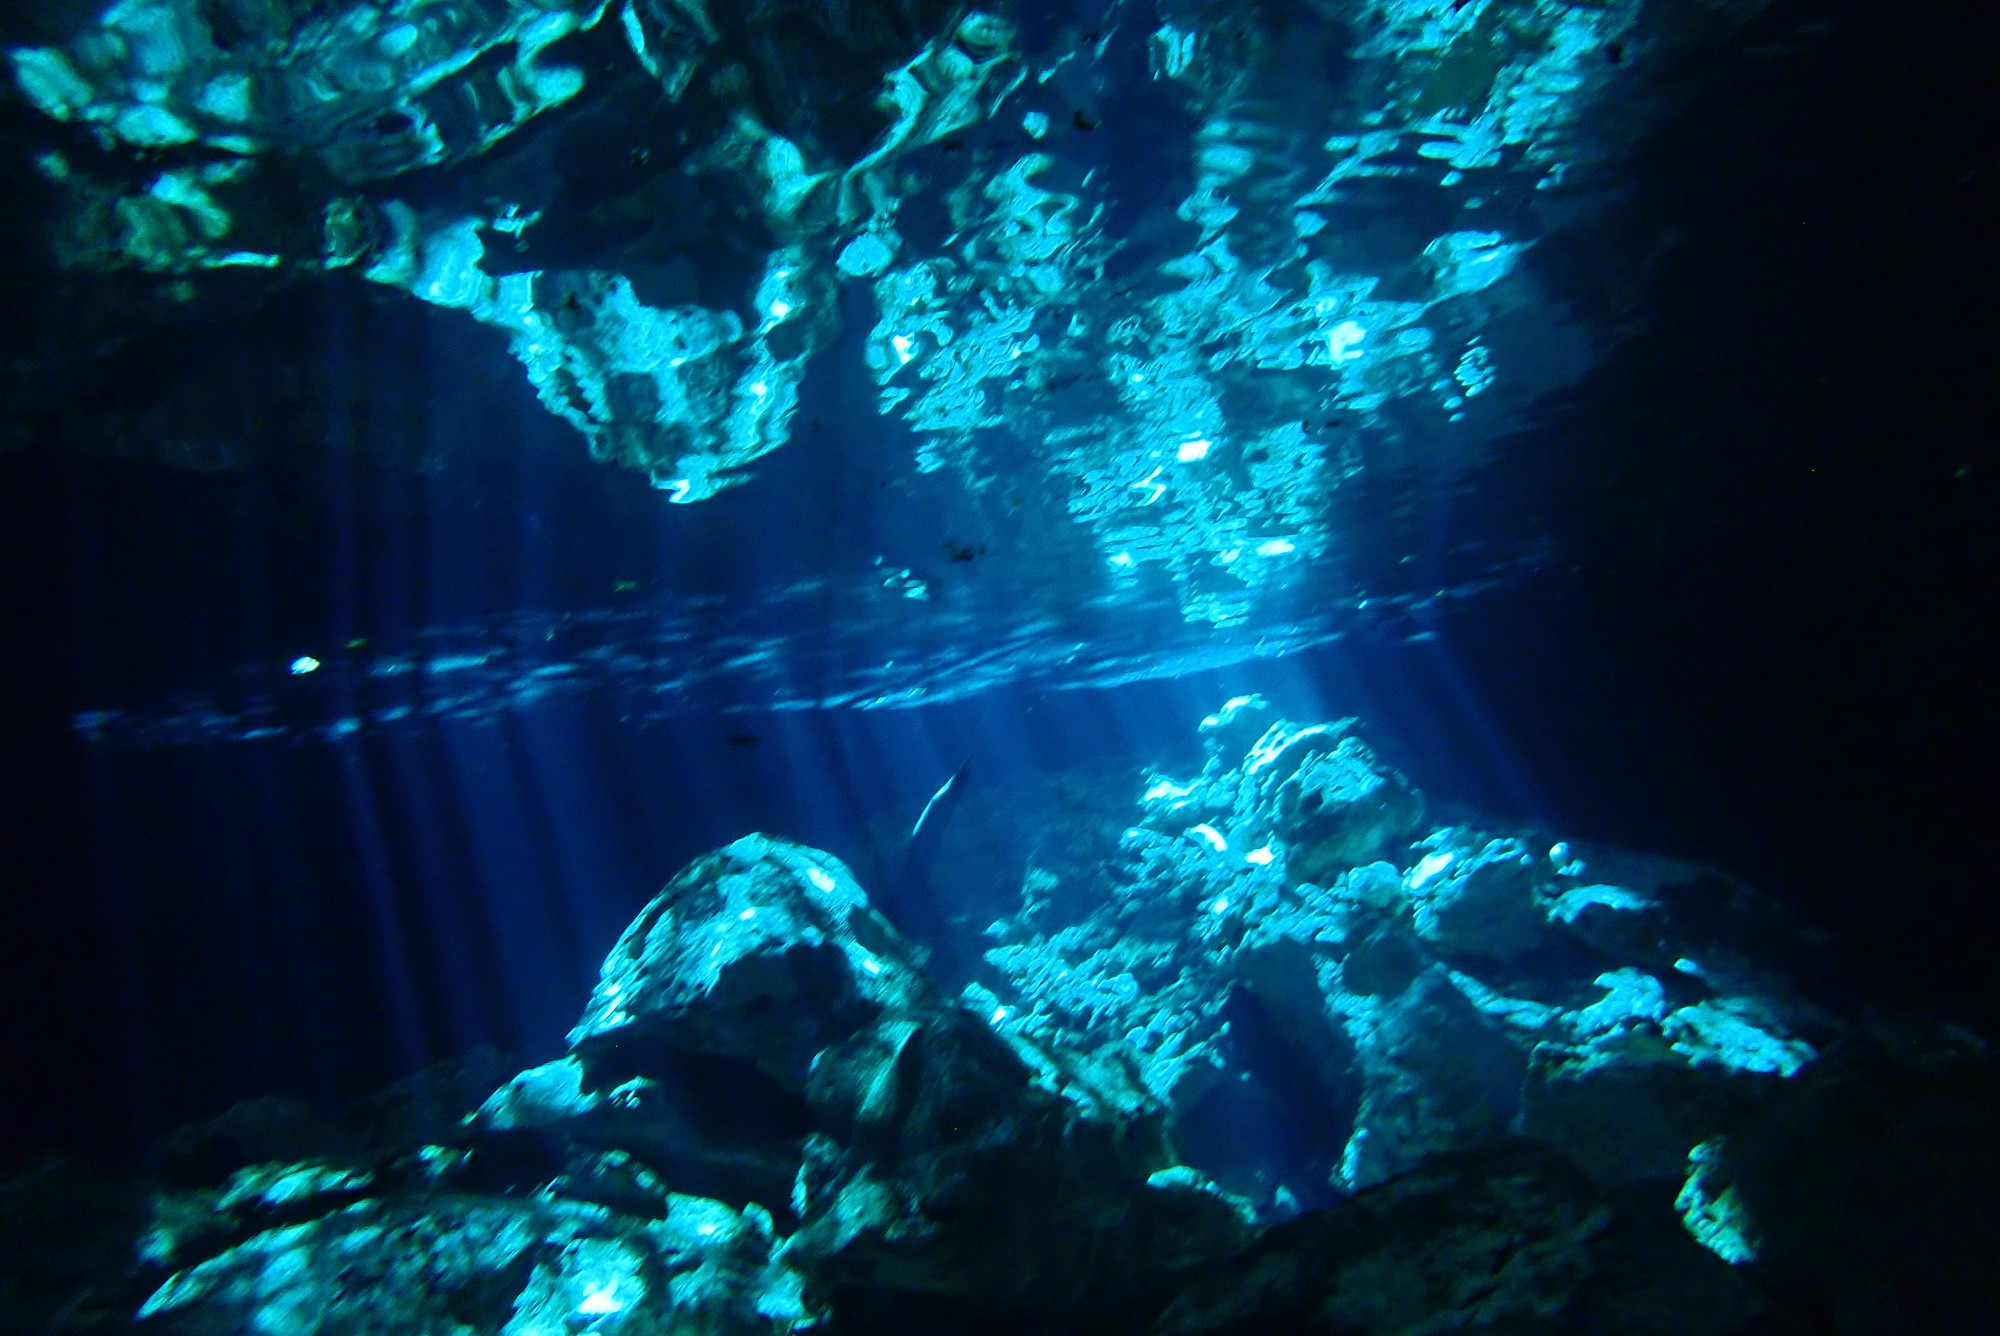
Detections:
[4, 0, 1993, 1208]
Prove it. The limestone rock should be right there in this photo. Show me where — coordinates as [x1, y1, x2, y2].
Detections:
[1253, 724, 1426, 885]
[137, 1194, 803, 1336]
[510, 834, 1247, 1314]
[1339, 969, 1529, 1188]
[1407, 835, 1547, 960]
[1154, 1139, 1763, 1336]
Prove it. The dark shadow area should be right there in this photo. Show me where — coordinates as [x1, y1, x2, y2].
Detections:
[1410, 0, 2000, 1031]
[1174, 987, 1359, 1216]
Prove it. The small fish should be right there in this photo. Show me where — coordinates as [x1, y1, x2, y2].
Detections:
[942, 539, 988, 563]
[911, 759, 970, 844]
[880, 758, 973, 946]
[727, 733, 760, 747]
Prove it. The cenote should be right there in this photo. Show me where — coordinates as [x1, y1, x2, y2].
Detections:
[1, 0, 1995, 1332]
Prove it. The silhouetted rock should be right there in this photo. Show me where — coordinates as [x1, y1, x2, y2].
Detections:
[1154, 1140, 1765, 1336]
[1681, 1021, 2000, 1334]
[0, 1158, 151, 1335]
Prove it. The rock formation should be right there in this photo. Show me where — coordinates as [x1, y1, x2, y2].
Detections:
[7, 699, 1996, 1334]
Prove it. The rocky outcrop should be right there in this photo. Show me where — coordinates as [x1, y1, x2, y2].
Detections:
[1405, 833, 1548, 959]
[479, 834, 1249, 1316]
[16, 700, 1994, 1333]
[971, 695, 1839, 1211]
[140, 1192, 803, 1336]
[1153, 1139, 1767, 1336]
[122, 833, 1246, 1334]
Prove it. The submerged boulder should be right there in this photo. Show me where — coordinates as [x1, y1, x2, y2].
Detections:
[1339, 969, 1530, 1189]
[1406, 834, 1548, 960]
[564, 835, 925, 1086]
[1252, 722, 1426, 885]
[488, 834, 1248, 1315]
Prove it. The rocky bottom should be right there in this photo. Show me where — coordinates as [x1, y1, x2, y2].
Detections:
[5, 700, 1996, 1334]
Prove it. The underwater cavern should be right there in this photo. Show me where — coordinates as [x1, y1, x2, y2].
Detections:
[1, 0, 1996, 1331]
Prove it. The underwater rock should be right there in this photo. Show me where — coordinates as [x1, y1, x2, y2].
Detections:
[1405, 832, 1549, 960]
[1521, 1029, 1768, 1189]
[149, 1096, 353, 1189]
[482, 833, 1248, 1316]
[1673, 1021, 2000, 1334]
[1510, 958, 1824, 1192]
[1549, 882, 1672, 962]
[13, 694, 2000, 1331]
[137, 1192, 804, 1336]
[10, 1040, 809, 1335]
[564, 834, 926, 1086]
[1153, 1138, 1765, 1336]
[969, 698, 1856, 1224]
[1661, 996, 1819, 1078]
[1338, 968, 1530, 1189]
[1251, 721, 1427, 885]
[1195, 693, 1277, 763]
[136, 1160, 378, 1278]
[977, 705, 1470, 1204]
